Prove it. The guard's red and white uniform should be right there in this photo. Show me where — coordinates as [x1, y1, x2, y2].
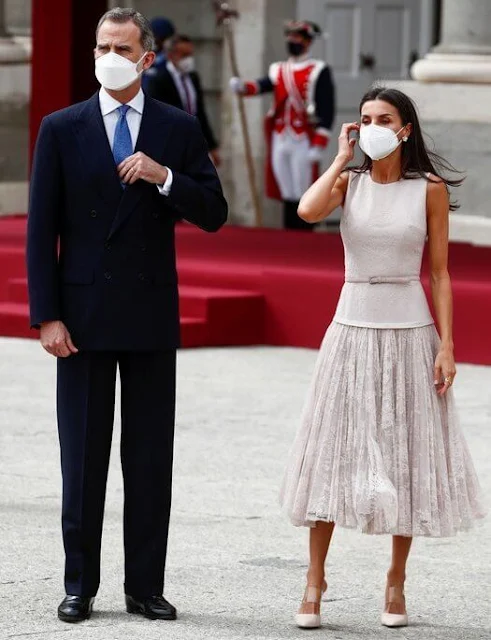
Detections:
[243, 56, 335, 201]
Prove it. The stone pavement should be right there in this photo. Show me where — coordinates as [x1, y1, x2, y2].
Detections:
[0, 338, 490, 640]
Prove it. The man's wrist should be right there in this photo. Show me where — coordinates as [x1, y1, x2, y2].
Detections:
[159, 166, 169, 184]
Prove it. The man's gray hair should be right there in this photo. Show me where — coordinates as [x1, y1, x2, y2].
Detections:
[96, 7, 155, 52]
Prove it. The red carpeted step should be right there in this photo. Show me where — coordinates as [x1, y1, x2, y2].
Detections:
[0, 300, 209, 349]
[0, 247, 26, 301]
[0, 302, 34, 339]
[179, 285, 264, 346]
[1, 279, 264, 347]
[180, 317, 208, 348]
[0, 301, 208, 349]
[2, 217, 491, 363]
[7, 277, 28, 304]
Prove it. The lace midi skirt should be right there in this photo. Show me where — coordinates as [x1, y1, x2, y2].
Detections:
[280, 322, 486, 537]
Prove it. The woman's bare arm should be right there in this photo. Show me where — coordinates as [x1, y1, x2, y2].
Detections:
[427, 176, 457, 395]
[298, 122, 359, 224]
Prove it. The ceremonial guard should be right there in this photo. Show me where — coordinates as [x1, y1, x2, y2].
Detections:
[230, 20, 335, 230]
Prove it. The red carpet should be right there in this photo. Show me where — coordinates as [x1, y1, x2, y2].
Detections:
[1, 215, 491, 364]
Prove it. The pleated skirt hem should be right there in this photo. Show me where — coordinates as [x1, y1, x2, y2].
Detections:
[285, 509, 486, 538]
[280, 322, 487, 538]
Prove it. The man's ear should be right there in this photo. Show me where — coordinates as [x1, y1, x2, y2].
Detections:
[141, 51, 156, 71]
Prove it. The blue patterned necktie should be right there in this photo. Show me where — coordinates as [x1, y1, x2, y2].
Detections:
[112, 105, 133, 181]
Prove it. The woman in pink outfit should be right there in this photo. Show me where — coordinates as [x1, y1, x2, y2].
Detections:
[280, 86, 486, 629]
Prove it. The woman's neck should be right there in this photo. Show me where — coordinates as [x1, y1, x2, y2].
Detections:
[370, 153, 403, 184]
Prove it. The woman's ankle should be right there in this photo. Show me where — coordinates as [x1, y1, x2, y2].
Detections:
[306, 568, 325, 586]
[386, 568, 406, 586]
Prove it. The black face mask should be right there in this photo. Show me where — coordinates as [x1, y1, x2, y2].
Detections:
[287, 41, 306, 57]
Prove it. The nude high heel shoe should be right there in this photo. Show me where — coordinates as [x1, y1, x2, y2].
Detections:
[381, 584, 409, 627]
[295, 580, 327, 629]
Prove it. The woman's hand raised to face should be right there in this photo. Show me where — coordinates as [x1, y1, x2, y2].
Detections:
[336, 122, 360, 165]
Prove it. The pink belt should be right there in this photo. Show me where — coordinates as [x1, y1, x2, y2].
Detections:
[345, 276, 420, 285]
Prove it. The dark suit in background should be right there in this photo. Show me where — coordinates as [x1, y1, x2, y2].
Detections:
[147, 61, 218, 153]
[27, 92, 227, 598]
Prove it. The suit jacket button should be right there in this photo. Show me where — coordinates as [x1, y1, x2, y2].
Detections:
[90, 210, 97, 218]
[104, 241, 111, 250]
[138, 273, 146, 281]
[152, 212, 159, 219]
[104, 271, 112, 280]
[141, 244, 147, 252]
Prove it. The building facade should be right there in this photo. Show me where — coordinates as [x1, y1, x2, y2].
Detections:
[2, 0, 491, 240]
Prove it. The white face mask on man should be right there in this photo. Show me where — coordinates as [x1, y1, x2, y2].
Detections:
[95, 51, 147, 92]
[359, 123, 406, 161]
[177, 56, 196, 75]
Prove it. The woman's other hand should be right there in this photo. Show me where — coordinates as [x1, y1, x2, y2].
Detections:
[434, 348, 457, 396]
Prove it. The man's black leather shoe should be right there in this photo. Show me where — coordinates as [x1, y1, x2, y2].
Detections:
[58, 595, 95, 623]
[125, 594, 177, 620]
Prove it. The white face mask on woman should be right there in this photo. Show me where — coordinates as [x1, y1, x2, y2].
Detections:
[95, 51, 147, 91]
[359, 123, 406, 161]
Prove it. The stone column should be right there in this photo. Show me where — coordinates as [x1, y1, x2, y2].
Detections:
[0, 0, 29, 63]
[411, 0, 491, 83]
[387, 0, 491, 239]
[0, 0, 30, 216]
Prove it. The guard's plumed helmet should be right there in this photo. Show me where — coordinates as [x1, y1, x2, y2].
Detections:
[284, 20, 322, 41]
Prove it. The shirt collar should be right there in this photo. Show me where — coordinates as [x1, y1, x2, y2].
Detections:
[99, 87, 145, 116]
[167, 60, 189, 79]
[167, 60, 179, 76]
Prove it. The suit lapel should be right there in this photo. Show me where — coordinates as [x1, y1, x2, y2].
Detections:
[168, 72, 184, 110]
[72, 93, 123, 207]
[107, 96, 175, 239]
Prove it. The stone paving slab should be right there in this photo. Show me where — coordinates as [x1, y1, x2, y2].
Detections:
[0, 338, 490, 640]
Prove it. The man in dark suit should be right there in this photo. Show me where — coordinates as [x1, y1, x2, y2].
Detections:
[147, 34, 221, 167]
[26, 7, 227, 624]
[141, 16, 175, 92]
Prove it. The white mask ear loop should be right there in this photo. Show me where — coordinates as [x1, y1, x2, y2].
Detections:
[397, 126, 409, 143]
[136, 52, 147, 73]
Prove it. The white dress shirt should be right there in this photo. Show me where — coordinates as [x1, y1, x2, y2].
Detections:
[98, 87, 173, 195]
[167, 61, 197, 115]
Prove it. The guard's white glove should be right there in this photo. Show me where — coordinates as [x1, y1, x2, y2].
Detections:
[229, 76, 245, 94]
[308, 146, 326, 164]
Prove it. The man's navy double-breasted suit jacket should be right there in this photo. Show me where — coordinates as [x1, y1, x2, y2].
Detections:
[27, 92, 228, 351]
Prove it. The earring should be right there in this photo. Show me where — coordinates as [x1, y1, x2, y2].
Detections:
[402, 136, 408, 142]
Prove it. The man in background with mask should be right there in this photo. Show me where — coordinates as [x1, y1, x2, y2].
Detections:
[147, 34, 221, 167]
[142, 16, 176, 92]
[230, 20, 335, 230]
[27, 7, 227, 625]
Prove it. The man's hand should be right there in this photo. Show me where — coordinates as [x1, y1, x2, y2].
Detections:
[118, 152, 168, 186]
[209, 148, 221, 168]
[40, 320, 78, 358]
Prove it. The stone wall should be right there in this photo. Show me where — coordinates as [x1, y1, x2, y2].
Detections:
[0, 0, 31, 213]
[5, 0, 30, 35]
[389, 81, 491, 222]
[403, 0, 491, 235]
